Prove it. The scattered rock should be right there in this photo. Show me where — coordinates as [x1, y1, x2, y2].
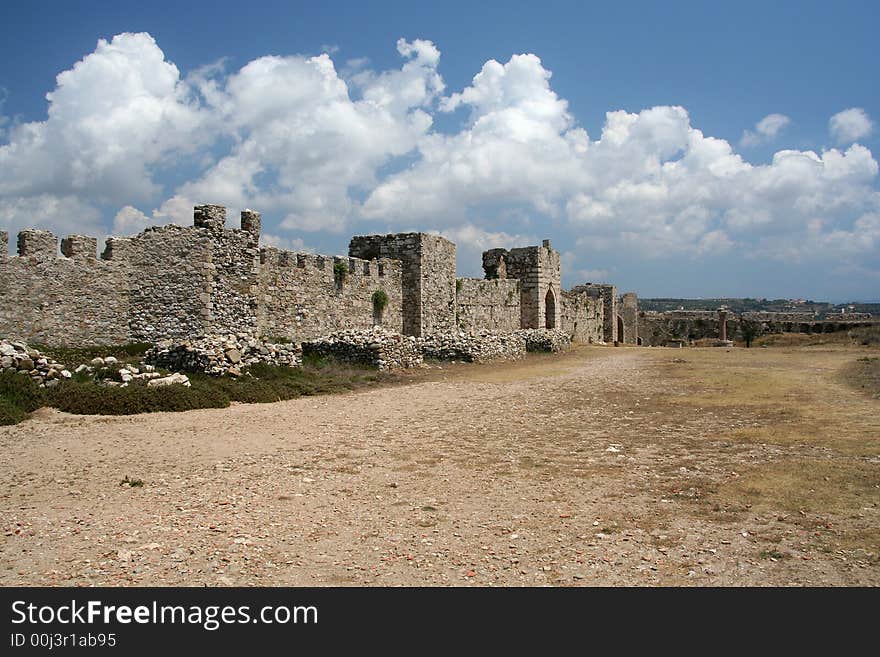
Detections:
[302, 327, 422, 370]
[145, 334, 301, 376]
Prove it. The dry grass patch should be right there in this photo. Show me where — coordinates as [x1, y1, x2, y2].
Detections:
[840, 356, 880, 398]
[656, 348, 880, 457]
[710, 458, 880, 518]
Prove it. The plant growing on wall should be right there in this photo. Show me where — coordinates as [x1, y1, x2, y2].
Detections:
[333, 260, 348, 289]
[372, 289, 388, 323]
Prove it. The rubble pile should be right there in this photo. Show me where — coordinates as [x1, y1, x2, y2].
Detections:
[0, 339, 71, 388]
[515, 328, 572, 353]
[301, 327, 422, 370]
[145, 334, 301, 376]
[421, 330, 527, 363]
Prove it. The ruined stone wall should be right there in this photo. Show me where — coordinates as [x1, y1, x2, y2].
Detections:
[572, 284, 617, 342]
[257, 250, 403, 342]
[826, 312, 873, 321]
[419, 234, 458, 336]
[107, 225, 214, 343]
[0, 230, 131, 346]
[621, 293, 639, 345]
[455, 278, 521, 333]
[3, 205, 636, 349]
[503, 241, 561, 330]
[196, 205, 262, 338]
[349, 233, 457, 337]
[638, 312, 723, 346]
[741, 311, 816, 322]
[638, 309, 876, 346]
[560, 289, 604, 343]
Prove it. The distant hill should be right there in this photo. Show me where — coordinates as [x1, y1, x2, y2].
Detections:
[638, 298, 879, 317]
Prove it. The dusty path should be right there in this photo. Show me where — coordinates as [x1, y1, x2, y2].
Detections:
[1, 346, 877, 586]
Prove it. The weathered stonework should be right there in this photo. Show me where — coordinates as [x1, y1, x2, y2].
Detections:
[258, 250, 403, 341]
[485, 240, 561, 330]
[621, 292, 639, 345]
[2, 205, 640, 349]
[560, 288, 604, 344]
[455, 278, 521, 334]
[349, 233, 457, 337]
[572, 284, 618, 342]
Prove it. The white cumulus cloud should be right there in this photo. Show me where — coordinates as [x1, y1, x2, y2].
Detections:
[740, 113, 791, 147]
[0, 33, 878, 295]
[829, 107, 874, 144]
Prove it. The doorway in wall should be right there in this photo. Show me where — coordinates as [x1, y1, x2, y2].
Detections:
[545, 289, 556, 329]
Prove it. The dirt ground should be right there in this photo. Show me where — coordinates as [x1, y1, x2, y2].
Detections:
[1, 344, 878, 586]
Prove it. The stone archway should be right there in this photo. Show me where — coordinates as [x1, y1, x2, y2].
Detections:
[545, 288, 556, 329]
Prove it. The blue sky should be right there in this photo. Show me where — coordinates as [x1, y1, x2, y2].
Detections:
[1, 0, 878, 300]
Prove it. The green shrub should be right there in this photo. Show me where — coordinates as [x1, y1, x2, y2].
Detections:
[372, 289, 389, 318]
[333, 260, 348, 288]
[0, 371, 46, 413]
[0, 372, 48, 425]
[46, 380, 230, 416]
[1, 358, 387, 422]
[0, 397, 28, 426]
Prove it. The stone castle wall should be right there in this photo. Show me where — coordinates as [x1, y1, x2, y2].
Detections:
[349, 233, 457, 338]
[258, 249, 403, 341]
[572, 284, 618, 342]
[0, 230, 131, 346]
[2, 205, 623, 348]
[639, 309, 876, 346]
[560, 289, 604, 343]
[483, 241, 562, 330]
[456, 278, 521, 333]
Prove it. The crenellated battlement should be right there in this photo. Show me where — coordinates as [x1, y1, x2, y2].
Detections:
[17, 229, 59, 262]
[0, 203, 627, 347]
[61, 235, 98, 260]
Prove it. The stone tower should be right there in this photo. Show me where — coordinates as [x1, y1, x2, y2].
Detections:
[348, 232, 457, 337]
[484, 239, 561, 330]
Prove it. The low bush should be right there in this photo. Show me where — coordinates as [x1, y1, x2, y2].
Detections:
[0, 358, 386, 425]
[0, 372, 47, 425]
[0, 396, 29, 426]
[46, 380, 230, 415]
[0, 371, 46, 413]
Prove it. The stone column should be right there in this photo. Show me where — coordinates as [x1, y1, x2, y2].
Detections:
[718, 309, 728, 341]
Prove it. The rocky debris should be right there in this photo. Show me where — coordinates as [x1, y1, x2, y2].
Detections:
[1, 339, 192, 389]
[421, 330, 527, 363]
[146, 372, 192, 388]
[301, 328, 566, 369]
[302, 327, 422, 370]
[0, 339, 70, 388]
[515, 328, 572, 353]
[144, 334, 301, 376]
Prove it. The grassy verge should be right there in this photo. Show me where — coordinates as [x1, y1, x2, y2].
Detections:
[653, 346, 880, 557]
[1, 357, 387, 425]
[752, 324, 880, 348]
[839, 356, 880, 398]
